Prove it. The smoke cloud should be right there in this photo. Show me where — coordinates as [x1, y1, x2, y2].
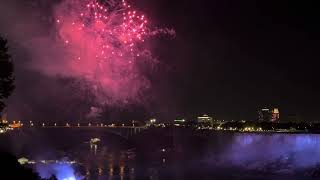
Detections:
[0, 0, 174, 121]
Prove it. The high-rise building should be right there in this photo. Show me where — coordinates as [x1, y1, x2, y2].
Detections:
[271, 108, 280, 122]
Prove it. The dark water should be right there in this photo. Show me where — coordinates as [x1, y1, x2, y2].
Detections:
[1, 128, 319, 180]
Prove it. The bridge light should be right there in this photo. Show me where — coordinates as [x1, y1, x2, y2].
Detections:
[77, 123, 80, 127]
[122, 124, 125, 127]
[101, 123, 103, 127]
[54, 123, 57, 126]
[31, 123, 34, 127]
[42, 123, 45, 127]
[89, 123, 91, 126]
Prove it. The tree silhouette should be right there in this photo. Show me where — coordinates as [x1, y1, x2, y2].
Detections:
[0, 36, 15, 113]
[1, 150, 58, 180]
[1, 150, 42, 180]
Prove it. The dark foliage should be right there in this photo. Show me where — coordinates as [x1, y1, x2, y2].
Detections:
[0, 36, 15, 113]
[1, 151, 38, 179]
[0, 150, 58, 180]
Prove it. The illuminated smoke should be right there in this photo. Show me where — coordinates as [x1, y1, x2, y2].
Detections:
[52, 0, 150, 105]
[0, 0, 174, 119]
[150, 28, 176, 37]
[28, 0, 174, 106]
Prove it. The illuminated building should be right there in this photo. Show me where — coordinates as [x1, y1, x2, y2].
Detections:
[146, 118, 157, 127]
[174, 118, 186, 126]
[90, 138, 101, 144]
[197, 114, 213, 126]
[271, 108, 280, 122]
[258, 107, 280, 122]
[9, 121, 22, 128]
[150, 119, 156, 123]
[18, 157, 29, 165]
[197, 114, 213, 123]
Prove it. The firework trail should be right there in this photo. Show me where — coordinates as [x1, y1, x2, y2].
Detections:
[52, 0, 172, 105]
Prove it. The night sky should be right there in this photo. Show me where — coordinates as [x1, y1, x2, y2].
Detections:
[136, 0, 320, 121]
[1, 0, 320, 122]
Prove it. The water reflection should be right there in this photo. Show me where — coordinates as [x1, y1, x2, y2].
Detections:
[6, 128, 320, 180]
[39, 133, 320, 179]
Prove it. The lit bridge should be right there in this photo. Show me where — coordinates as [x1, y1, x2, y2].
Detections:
[19, 122, 148, 139]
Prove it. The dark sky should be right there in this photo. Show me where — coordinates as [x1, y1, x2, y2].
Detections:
[136, 0, 320, 121]
[2, 0, 320, 122]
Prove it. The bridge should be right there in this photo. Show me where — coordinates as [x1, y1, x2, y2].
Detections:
[7, 121, 148, 139]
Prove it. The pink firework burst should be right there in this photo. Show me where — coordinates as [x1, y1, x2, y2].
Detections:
[56, 0, 149, 62]
[53, 0, 154, 104]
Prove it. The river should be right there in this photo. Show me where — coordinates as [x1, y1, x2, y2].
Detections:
[1, 128, 319, 180]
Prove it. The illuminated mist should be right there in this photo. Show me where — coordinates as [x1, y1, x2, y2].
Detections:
[36, 163, 80, 180]
[213, 134, 320, 171]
